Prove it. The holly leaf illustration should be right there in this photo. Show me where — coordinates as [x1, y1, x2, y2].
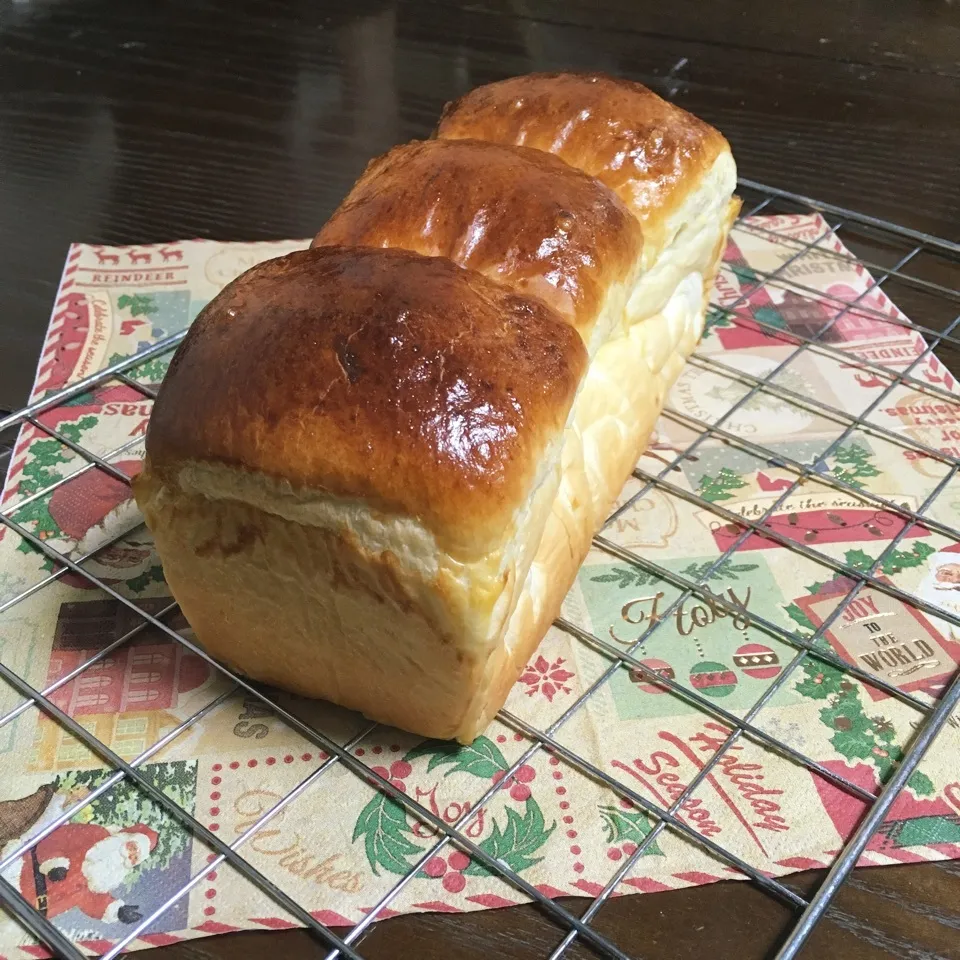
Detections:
[352, 792, 423, 876]
[906, 771, 935, 796]
[702, 306, 733, 339]
[464, 798, 555, 876]
[598, 804, 663, 856]
[782, 602, 815, 636]
[403, 735, 509, 780]
[117, 294, 158, 318]
[844, 548, 875, 572]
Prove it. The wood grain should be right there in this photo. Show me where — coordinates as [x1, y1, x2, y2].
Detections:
[1, 2, 959, 958]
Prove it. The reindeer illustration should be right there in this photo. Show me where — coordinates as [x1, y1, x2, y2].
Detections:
[94, 249, 120, 266]
[158, 247, 182, 263]
[127, 250, 152, 265]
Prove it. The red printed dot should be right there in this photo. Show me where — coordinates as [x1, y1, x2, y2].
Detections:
[448, 851, 470, 872]
[442, 871, 466, 894]
[570, 845, 581, 855]
[210, 807, 220, 817]
[319, 751, 329, 760]
[205, 889, 216, 900]
[229, 761, 239, 770]
[355, 748, 366, 757]
[556, 787, 566, 796]
[513, 733, 524, 742]
[573, 862, 584, 874]
[210, 792, 220, 801]
[204, 906, 216, 916]
[496, 735, 506, 743]
[284, 755, 294, 763]
[619, 798, 633, 810]
[549, 757, 560, 766]
[423, 857, 447, 878]
[622, 842, 637, 855]
[372, 746, 382, 754]
[552, 771, 563, 780]
[559, 801, 570, 810]
[266, 757, 276, 766]
[206, 871, 218, 881]
[212, 764, 222, 772]
[209, 824, 219, 831]
[566, 830, 577, 839]
[248, 759, 257, 768]
[607, 848, 622, 861]
[211, 776, 221, 786]
[302, 753, 312, 761]
[562, 815, 573, 824]
[206, 853, 216, 864]
[390, 760, 412, 780]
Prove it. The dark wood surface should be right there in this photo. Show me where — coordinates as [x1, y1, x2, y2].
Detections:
[1, 1, 959, 958]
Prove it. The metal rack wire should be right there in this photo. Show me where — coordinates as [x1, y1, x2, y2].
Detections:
[0, 180, 959, 960]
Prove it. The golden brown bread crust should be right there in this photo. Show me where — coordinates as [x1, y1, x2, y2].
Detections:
[145, 246, 587, 557]
[437, 72, 729, 257]
[311, 138, 643, 342]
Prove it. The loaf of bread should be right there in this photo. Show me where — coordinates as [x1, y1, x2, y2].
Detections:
[134, 73, 739, 743]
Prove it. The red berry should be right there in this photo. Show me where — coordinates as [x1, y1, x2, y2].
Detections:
[423, 857, 447, 878]
[371, 765, 390, 779]
[390, 760, 412, 780]
[390, 779, 407, 793]
[442, 871, 466, 893]
[491, 771, 505, 784]
[447, 850, 470, 872]
[607, 848, 622, 861]
[510, 783, 531, 802]
[515, 765, 536, 783]
[623, 842, 637, 855]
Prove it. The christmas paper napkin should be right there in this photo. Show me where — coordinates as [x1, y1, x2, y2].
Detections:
[1, 217, 959, 957]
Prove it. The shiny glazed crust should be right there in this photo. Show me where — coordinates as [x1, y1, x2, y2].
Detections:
[143, 246, 586, 559]
[312, 138, 643, 348]
[135, 72, 739, 743]
[437, 72, 729, 267]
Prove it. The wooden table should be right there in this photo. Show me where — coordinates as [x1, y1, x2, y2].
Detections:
[1, 1, 958, 957]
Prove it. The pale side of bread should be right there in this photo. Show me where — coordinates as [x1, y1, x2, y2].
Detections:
[135, 165, 738, 742]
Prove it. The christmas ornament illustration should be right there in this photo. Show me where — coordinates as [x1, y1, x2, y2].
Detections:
[733, 643, 782, 680]
[688, 661, 738, 697]
[629, 658, 675, 694]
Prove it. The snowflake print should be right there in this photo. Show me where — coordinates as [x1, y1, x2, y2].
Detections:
[519, 655, 575, 702]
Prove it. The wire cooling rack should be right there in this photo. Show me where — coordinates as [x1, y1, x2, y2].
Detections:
[0, 180, 959, 960]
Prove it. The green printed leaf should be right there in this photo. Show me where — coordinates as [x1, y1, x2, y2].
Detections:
[352, 792, 423, 876]
[404, 735, 509, 781]
[117, 294, 158, 317]
[599, 804, 663, 856]
[464, 798, 555, 876]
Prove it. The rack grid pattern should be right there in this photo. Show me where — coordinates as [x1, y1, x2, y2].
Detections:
[1, 180, 959, 960]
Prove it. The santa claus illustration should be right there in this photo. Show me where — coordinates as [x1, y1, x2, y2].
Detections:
[4, 819, 156, 924]
[917, 542, 960, 641]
